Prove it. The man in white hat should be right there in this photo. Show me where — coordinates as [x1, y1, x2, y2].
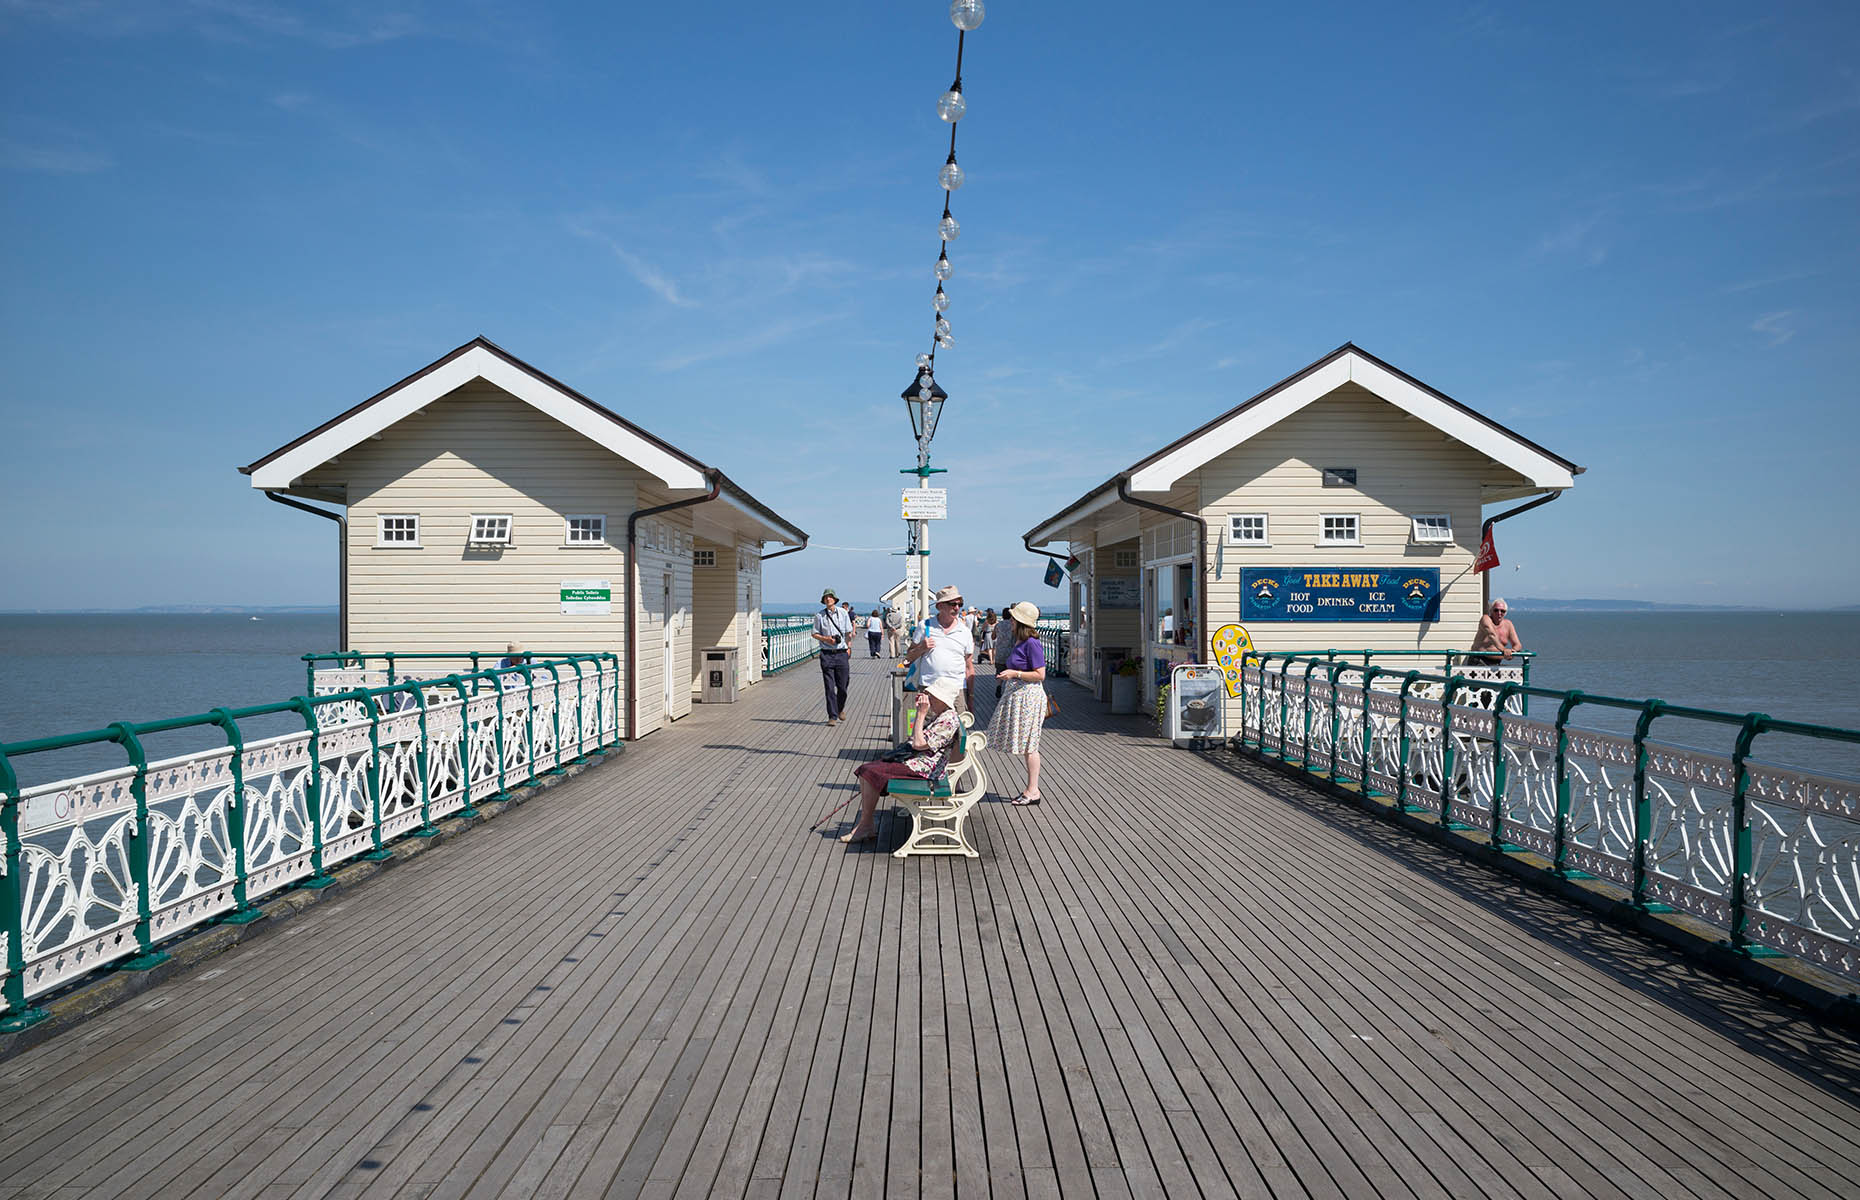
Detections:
[906, 583, 975, 713]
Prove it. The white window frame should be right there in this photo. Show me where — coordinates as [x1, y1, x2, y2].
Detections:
[1227, 513, 1270, 546]
[1318, 513, 1361, 547]
[376, 513, 421, 548]
[468, 514, 513, 546]
[564, 514, 607, 547]
[693, 548, 717, 568]
[1411, 514, 1453, 544]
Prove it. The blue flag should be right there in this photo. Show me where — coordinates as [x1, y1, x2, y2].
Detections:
[1043, 559, 1063, 588]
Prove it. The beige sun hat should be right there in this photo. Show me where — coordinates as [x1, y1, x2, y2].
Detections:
[933, 584, 963, 606]
[1008, 601, 1040, 627]
[922, 677, 963, 707]
[507, 642, 527, 655]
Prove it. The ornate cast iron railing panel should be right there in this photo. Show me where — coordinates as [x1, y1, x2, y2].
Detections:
[1230, 654, 1860, 984]
[0, 654, 619, 1028]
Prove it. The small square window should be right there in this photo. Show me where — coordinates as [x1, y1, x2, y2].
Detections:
[1113, 549, 1139, 569]
[1411, 514, 1453, 544]
[565, 515, 606, 546]
[469, 514, 512, 545]
[1319, 514, 1360, 546]
[1229, 514, 1269, 545]
[693, 548, 717, 567]
[377, 514, 420, 547]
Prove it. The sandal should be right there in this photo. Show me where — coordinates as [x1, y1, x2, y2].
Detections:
[1009, 794, 1042, 806]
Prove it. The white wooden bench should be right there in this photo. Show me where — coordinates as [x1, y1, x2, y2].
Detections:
[886, 717, 989, 858]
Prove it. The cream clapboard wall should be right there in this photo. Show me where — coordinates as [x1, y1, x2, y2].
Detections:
[1197, 384, 1528, 657]
[301, 386, 642, 690]
[631, 509, 694, 736]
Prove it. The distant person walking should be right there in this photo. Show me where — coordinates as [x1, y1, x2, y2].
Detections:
[906, 585, 975, 715]
[1470, 598, 1523, 664]
[991, 606, 1016, 691]
[866, 609, 884, 657]
[978, 608, 999, 665]
[884, 606, 905, 657]
[991, 601, 1048, 806]
[813, 587, 855, 726]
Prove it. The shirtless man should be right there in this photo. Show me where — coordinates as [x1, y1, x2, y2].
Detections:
[1470, 598, 1523, 663]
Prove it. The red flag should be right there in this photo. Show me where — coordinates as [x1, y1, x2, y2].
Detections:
[1474, 526, 1499, 573]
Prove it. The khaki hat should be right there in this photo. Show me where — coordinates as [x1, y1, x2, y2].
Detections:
[923, 677, 963, 707]
[933, 584, 963, 606]
[1008, 601, 1040, 626]
[507, 642, 527, 654]
[820, 587, 837, 602]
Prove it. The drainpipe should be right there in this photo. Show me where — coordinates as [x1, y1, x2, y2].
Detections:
[266, 491, 347, 651]
[1116, 475, 1210, 666]
[758, 540, 810, 562]
[626, 470, 723, 741]
[1479, 490, 1563, 612]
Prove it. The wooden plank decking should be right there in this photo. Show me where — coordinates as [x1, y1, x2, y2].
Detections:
[2, 653, 1858, 1199]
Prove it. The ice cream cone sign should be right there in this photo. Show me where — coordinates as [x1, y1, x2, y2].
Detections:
[1211, 624, 1256, 698]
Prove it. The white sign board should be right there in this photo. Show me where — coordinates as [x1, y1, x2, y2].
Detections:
[901, 487, 948, 520]
[560, 578, 613, 615]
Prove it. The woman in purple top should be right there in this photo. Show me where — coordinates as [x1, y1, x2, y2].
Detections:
[989, 601, 1048, 805]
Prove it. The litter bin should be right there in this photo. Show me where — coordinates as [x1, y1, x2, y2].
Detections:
[701, 646, 739, 702]
[1097, 648, 1130, 703]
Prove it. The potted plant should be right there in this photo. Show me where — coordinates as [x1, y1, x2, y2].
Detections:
[1110, 658, 1141, 714]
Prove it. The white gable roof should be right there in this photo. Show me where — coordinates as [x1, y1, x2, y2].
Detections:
[244, 340, 706, 491]
[1128, 346, 1576, 493]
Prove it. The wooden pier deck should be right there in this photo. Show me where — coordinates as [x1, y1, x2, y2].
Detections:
[3, 654, 1858, 1199]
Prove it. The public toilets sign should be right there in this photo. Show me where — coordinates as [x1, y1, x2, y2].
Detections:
[560, 579, 613, 615]
[1240, 567, 1440, 622]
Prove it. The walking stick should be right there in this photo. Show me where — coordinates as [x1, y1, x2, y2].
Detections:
[808, 791, 860, 833]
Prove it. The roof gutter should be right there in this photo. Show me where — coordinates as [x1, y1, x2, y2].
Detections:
[1116, 476, 1209, 666]
[265, 491, 347, 651]
[626, 470, 723, 741]
[1480, 489, 1563, 611]
[758, 538, 810, 562]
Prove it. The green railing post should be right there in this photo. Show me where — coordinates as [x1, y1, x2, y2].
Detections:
[1299, 657, 1321, 769]
[383, 652, 397, 688]
[1396, 671, 1421, 812]
[0, 747, 47, 1031]
[489, 666, 511, 801]
[288, 697, 335, 889]
[207, 708, 263, 924]
[1359, 666, 1383, 796]
[608, 653, 623, 748]
[567, 658, 589, 763]
[1275, 655, 1292, 760]
[302, 654, 317, 697]
[1552, 691, 1585, 878]
[361, 690, 392, 863]
[1631, 698, 1670, 911]
[1326, 660, 1346, 779]
[446, 676, 480, 819]
[104, 723, 170, 971]
[1727, 713, 1776, 957]
[541, 662, 567, 776]
[1439, 676, 1467, 826]
[514, 663, 539, 785]
[1490, 683, 1523, 851]
[410, 683, 437, 836]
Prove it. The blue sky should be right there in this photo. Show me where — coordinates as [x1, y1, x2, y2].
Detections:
[2, 1, 1856, 611]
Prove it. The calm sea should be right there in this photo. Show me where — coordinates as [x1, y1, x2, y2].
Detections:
[1, 610, 1855, 787]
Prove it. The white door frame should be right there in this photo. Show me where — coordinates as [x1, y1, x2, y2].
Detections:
[661, 572, 676, 718]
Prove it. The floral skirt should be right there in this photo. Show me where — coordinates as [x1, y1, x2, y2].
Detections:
[989, 678, 1046, 755]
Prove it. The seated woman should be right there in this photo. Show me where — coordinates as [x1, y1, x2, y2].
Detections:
[840, 676, 964, 844]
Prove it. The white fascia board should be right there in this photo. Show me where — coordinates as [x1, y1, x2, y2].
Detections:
[1344, 356, 1575, 490]
[716, 486, 804, 546]
[249, 346, 707, 491]
[1128, 359, 1352, 492]
[1126, 353, 1575, 492]
[1026, 484, 1123, 547]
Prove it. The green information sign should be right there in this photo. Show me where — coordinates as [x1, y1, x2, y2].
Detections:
[560, 578, 613, 615]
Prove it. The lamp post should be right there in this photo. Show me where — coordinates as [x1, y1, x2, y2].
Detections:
[901, 369, 948, 628]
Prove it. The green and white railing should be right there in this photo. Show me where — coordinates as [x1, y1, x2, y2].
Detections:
[762, 614, 820, 674]
[0, 653, 619, 1032]
[1035, 619, 1071, 679]
[1232, 652, 1860, 981]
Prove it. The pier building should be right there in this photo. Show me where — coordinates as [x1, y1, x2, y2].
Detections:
[1024, 344, 1582, 722]
[240, 337, 806, 738]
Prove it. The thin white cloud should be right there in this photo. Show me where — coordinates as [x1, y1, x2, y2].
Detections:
[654, 312, 839, 372]
[1750, 311, 1795, 347]
[1096, 317, 1225, 370]
[0, 140, 112, 173]
[1718, 268, 1823, 294]
[569, 225, 696, 309]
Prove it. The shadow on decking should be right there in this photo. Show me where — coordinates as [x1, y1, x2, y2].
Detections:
[1202, 748, 1860, 1105]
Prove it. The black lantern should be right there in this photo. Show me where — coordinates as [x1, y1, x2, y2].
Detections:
[901, 371, 948, 444]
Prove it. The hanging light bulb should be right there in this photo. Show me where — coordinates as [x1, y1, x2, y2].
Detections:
[939, 214, 960, 241]
[939, 158, 964, 191]
[933, 288, 950, 313]
[918, 372, 934, 389]
[918, 385, 933, 400]
[916, 352, 931, 370]
[936, 332, 954, 349]
[935, 252, 953, 282]
[935, 317, 952, 337]
[950, 0, 985, 32]
[937, 88, 965, 123]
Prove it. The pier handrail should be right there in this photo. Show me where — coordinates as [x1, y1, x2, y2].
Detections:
[1231, 652, 1860, 982]
[0, 653, 620, 1032]
[761, 614, 820, 675]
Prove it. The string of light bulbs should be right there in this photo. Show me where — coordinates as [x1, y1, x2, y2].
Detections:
[912, 0, 986, 402]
